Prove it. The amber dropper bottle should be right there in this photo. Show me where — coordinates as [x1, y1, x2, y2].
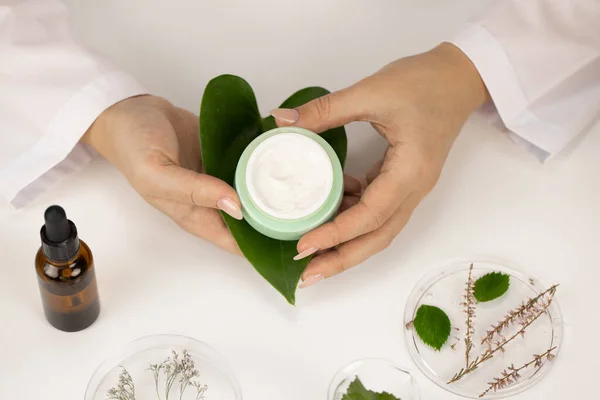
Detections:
[35, 205, 100, 332]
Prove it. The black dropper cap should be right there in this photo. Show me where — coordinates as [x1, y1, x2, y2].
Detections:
[40, 205, 80, 262]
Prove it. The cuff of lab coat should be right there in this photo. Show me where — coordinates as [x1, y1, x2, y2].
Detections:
[0, 71, 147, 208]
[450, 24, 573, 162]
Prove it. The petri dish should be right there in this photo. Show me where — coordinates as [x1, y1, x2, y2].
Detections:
[328, 358, 419, 400]
[85, 334, 242, 400]
[403, 258, 563, 399]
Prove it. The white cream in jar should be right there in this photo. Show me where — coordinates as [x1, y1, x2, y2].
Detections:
[235, 127, 343, 241]
[245, 133, 334, 220]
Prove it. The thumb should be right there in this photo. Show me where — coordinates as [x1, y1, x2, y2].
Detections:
[270, 86, 366, 134]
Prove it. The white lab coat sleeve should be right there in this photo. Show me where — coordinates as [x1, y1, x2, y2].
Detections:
[450, 0, 600, 162]
[0, 0, 147, 207]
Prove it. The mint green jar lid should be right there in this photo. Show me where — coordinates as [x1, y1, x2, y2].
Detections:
[235, 127, 343, 241]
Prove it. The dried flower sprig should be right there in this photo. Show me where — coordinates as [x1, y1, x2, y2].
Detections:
[148, 350, 208, 400]
[461, 263, 476, 367]
[478, 347, 557, 397]
[178, 351, 202, 400]
[191, 381, 208, 400]
[108, 349, 208, 400]
[149, 363, 163, 400]
[107, 367, 136, 400]
[481, 285, 559, 347]
[448, 284, 558, 384]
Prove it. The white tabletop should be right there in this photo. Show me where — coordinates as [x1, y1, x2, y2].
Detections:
[1, 1, 598, 399]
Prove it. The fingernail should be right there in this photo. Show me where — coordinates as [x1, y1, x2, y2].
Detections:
[299, 274, 324, 289]
[293, 247, 319, 261]
[349, 186, 363, 196]
[217, 197, 243, 220]
[270, 108, 299, 124]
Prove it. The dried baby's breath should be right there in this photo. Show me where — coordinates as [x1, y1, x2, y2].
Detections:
[108, 350, 208, 400]
[107, 367, 136, 400]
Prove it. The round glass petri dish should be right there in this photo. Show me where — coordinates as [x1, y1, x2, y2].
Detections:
[85, 334, 242, 400]
[403, 258, 563, 399]
[328, 358, 419, 400]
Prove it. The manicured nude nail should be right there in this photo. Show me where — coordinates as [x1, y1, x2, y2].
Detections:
[217, 197, 243, 220]
[299, 274, 324, 289]
[270, 108, 299, 124]
[293, 247, 319, 261]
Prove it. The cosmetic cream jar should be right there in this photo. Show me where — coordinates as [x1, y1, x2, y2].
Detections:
[235, 127, 343, 241]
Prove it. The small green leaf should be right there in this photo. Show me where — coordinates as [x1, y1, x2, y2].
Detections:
[473, 272, 510, 302]
[413, 305, 451, 351]
[342, 377, 400, 400]
[199, 75, 347, 305]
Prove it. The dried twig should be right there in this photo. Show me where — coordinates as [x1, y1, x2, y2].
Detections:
[479, 347, 557, 397]
[461, 263, 477, 367]
[448, 284, 558, 384]
[481, 285, 559, 347]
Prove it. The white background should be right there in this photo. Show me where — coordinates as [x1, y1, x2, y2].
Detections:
[1, 1, 598, 399]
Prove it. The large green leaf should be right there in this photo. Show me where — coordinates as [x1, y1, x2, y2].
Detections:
[342, 377, 400, 400]
[199, 75, 347, 305]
